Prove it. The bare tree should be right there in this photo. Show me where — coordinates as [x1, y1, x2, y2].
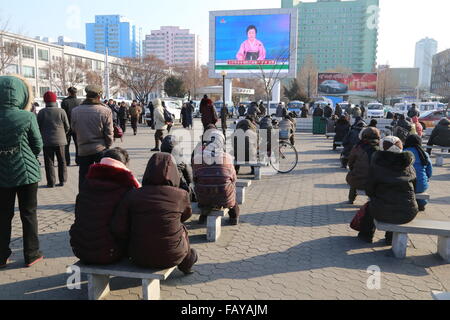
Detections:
[47, 56, 88, 95]
[110, 55, 168, 103]
[0, 19, 21, 75]
[297, 55, 319, 101]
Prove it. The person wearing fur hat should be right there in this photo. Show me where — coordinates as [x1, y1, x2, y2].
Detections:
[37, 91, 70, 188]
[358, 136, 418, 244]
[346, 127, 381, 204]
[0, 75, 44, 268]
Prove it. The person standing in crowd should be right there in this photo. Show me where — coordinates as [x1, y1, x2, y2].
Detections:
[259, 101, 267, 117]
[407, 103, 420, 118]
[118, 102, 129, 134]
[238, 104, 246, 117]
[129, 101, 142, 136]
[426, 118, 450, 155]
[112, 153, 198, 275]
[360, 104, 366, 118]
[71, 85, 114, 190]
[335, 103, 343, 118]
[334, 115, 351, 151]
[107, 99, 119, 126]
[346, 127, 381, 204]
[301, 104, 309, 118]
[411, 116, 423, 138]
[324, 104, 333, 119]
[326, 115, 337, 135]
[61, 87, 81, 166]
[353, 105, 362, 118]
[70, 148, 141, 265]
[200, 95, 209, 117]
[147, 101, 154, 129]
[404, 135, 433, 212]
[151, 99, 167, 152]
[37, 91, 70, 188]
[0, 75, 44, 268]
[221, 103, 228, 135]
[187, 101, 195, 129]
[201, 98, 218, 131]
[162, 101, 173, 134]
[358, 136, 418, 244]
[138, 101, 145, 125]
[393, 114, 414, 143]
[312, 104, 324, 118]
[369, 119, 378, 128]
[276, 103, 286, 118]
[181, 102, 194, 130]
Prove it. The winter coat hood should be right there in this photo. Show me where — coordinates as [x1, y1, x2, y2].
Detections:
[0, 75, 34, 111]
[86, 160, 141, 189]
[372, 150, 414, 172]
[142, 153, 180, 187]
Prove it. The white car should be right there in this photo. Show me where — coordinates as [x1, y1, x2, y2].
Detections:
[367, 103, 385, 119]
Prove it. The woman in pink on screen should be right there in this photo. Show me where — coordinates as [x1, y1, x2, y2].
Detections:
[236, 25, 266, 61]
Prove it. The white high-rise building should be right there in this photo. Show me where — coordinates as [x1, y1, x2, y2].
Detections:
[143, 26, 201, 67]
[414, 37, 438, 89]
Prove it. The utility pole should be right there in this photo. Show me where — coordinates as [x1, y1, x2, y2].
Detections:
[104, 48, 110, 100]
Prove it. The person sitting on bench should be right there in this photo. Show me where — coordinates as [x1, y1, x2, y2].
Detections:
[357, 136, 418, 245]
[346, 127, 381, 205]
[279, 114, 296, 146]
[426, 118, 450, 155]
[70, 148, 141, 265]
[233, 117, 258, 175]
[334, 116, 350, 151]
[111, 153, 198, 275]
[192, 129, 240, 226]
[404, 134, 433, 212]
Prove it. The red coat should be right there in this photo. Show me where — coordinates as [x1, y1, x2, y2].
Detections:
[201, 99, 218, 126]
[70, 164, 140, 265]
[111, 153, 193, 269]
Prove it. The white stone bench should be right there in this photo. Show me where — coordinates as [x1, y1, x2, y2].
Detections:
[236, 180, 252, 204]
[432, 291, 450, 300]
[434, 151, 450, 167]
[356, 190, 430, 201]
[73, 260, 176, 301]
[326, 133, 336, 139]
[374, 219, 450, 262]
[191, 203, 230, 242]
[235, 162, 268, 180]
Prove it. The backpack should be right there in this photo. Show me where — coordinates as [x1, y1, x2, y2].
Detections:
[163, 108, 173, 123]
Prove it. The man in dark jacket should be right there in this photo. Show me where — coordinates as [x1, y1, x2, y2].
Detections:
[259, 101, 267, 117]
[238, 104, 246, 117]
[324, 104, 333, 118]
[334, 116, 350, 150]
[107, 99, 119, 126]
[71, 85, 114, 190]
[300, 105, 309, 118]
[61, 87, 81, 166]
[427, 118, 450, 155]
[335, 103, 343, 117]
[118, 102, 129, 133]
[358, 136, 418, 244]
[407, 103, 420, 118]
[37, 91, 70, 188]
[341, 120, 367, 168]
[313, 105, 324, 117]
[201, 99, 218, 131]
[112, 153, 198, 274]
[221, 104, 228, 135]
[147, 101, 154, 129]
[275, 103, 286, 118]
[247, 102, 260, 119]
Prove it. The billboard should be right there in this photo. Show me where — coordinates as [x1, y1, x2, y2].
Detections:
[209, 9, 298, 79]
[318, 73, 378, 97]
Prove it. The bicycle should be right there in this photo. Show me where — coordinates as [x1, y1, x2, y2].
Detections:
[264, 120, 299, 174]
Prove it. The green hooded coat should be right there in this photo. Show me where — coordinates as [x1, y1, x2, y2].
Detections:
[0, 75, 43, 188]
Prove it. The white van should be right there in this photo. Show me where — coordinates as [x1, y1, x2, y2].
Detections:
[367, 102, 385, 119]
[418, 102, 446, 113]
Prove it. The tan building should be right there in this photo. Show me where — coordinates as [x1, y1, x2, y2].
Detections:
[431, 49, 450, 99]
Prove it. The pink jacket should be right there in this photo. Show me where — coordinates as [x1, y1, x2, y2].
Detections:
[412, 116, 423, 137]
[236, 39, 266, 61]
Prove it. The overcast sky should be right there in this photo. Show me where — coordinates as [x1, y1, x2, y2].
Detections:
[1, 0, 448, 67]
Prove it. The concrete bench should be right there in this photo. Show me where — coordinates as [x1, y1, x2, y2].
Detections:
[434, 151, 450, 167]
[432, 291, 450, 300]
[235, 162, 268, 180]
[236, 180, 252, 204]
[326, 133, 336, 139]
[191, 203, 230, 242]
[356, 190, 430, 201]
[73, 260, 176, 301]
[374, 219, 450, 262]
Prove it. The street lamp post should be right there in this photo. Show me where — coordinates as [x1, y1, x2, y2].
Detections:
[221, 71, 227, 107]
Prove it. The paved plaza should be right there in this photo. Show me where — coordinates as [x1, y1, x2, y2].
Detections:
[1, 119, 449, 300]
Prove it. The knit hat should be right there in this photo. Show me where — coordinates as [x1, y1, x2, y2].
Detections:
[360, 127, 381, 141]
[380, 136, 403, 153]
[43, 91, 57, 103]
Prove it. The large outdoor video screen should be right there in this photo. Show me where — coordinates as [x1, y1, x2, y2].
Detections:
[209, 9, 298, 79]
[318, 73, 378, 97]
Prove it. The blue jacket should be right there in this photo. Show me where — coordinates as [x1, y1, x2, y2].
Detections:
[405, 147, 432, 193]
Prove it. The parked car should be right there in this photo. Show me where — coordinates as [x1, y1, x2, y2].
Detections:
[191, 100, 201, 118]
[318, 80, 348, 94]
[367, 102, 385, 119]
[419, 109, 450, 130]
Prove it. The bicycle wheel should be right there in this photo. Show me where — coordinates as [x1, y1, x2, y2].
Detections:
[270, 141, 298, 174]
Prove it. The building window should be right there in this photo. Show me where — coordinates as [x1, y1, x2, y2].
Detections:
[22, 46, 34, 59]
[39, 87, 50, 97]
[39, 68, 49, 80]
[23, 66, 35, 78]
[4, 64, 19, 74]
[38, 49, 49, 61]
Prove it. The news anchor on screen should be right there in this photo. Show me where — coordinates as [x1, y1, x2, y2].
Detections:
[236, 25, 266, 61]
